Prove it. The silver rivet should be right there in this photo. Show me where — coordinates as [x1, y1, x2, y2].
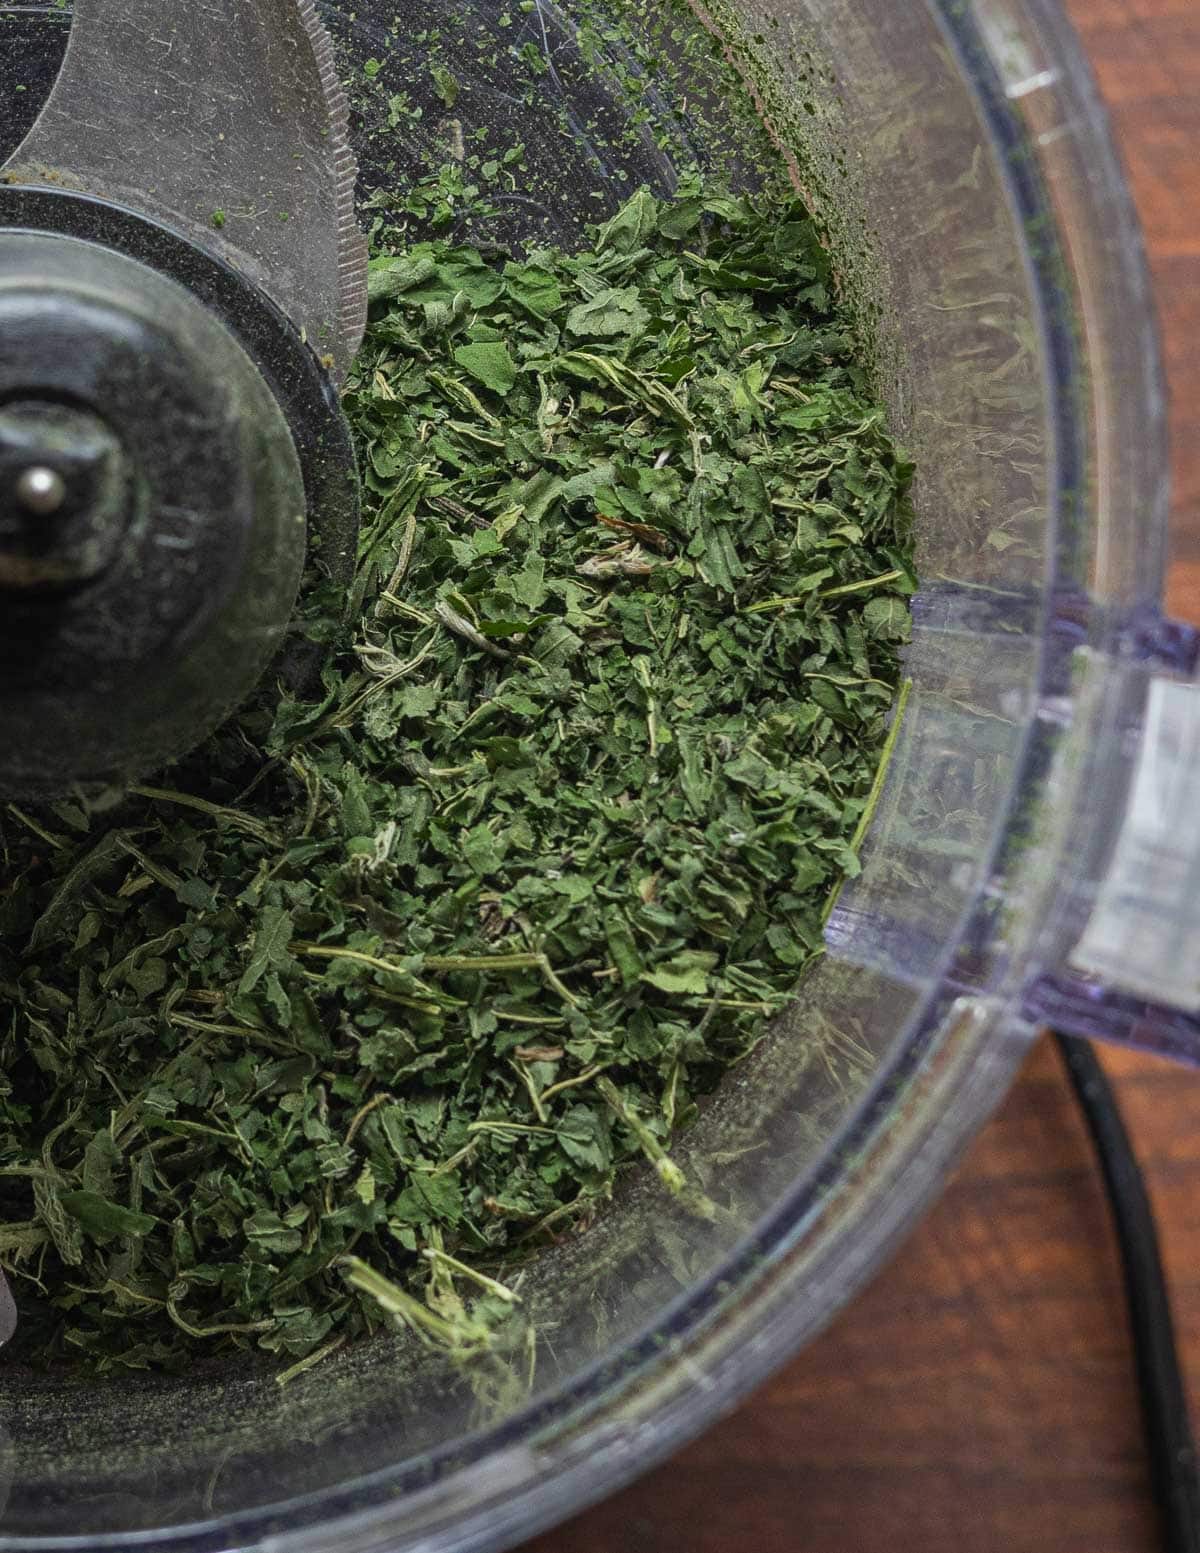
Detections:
[15, 466, 67, 517]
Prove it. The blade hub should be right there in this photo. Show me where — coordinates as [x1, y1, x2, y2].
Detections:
[0, 401, 126, 592]
[0, 227, 309, 796]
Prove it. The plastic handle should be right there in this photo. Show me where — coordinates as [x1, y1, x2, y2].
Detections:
[1024, 668, 1200, 1063]
[823, 591, 1200, 1069]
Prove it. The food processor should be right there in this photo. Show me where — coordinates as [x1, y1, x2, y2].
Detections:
[0, 0, 1195, 1548]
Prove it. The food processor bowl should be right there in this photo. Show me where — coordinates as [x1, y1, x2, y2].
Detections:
[1, 0, 1195, 1549]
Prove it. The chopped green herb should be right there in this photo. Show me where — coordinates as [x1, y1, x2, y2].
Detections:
[0, 182, 913, 1375]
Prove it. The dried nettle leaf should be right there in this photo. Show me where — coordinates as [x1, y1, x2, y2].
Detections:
[0, 178, 913, 1375]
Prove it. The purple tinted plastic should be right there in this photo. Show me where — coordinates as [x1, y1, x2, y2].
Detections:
[1025, 973, 1200, 1066]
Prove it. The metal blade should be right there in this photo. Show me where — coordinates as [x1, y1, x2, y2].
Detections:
[0, 0, 367, 382]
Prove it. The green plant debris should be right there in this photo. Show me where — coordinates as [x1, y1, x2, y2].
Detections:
[0, 182, 913, 1375]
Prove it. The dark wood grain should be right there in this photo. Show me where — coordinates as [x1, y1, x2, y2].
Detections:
[524, 3, 1200, 1549]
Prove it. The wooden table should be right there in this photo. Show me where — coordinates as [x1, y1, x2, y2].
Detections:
[525, 2, 1200, 1548]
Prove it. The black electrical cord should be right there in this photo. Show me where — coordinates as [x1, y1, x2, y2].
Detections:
[1054, 1032, 1200, 1553]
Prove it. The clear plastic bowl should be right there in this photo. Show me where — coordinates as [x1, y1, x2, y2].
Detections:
[2, 0, 1195, 1549]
